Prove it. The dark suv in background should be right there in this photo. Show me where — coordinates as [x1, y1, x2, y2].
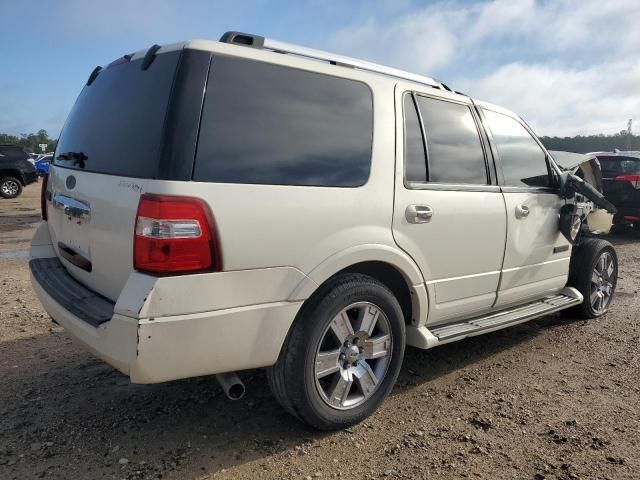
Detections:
[0, 144, 38, 198]
[590, 151, 640, 229]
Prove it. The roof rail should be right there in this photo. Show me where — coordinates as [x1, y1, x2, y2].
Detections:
[219, 31, 443, 89]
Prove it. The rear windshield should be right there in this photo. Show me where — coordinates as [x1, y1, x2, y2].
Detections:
[54, 51, 181, 178]
[193, 55, 373, 187]
[597, 156, 640, 177]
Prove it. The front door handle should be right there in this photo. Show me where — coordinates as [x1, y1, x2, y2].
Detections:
[406, 205, 433, 224]
[515, 204, 530, 219]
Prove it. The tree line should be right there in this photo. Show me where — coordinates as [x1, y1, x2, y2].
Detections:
[0, 130, 57, 154]
[1, 129, 639, 157]
[539, 131, 640, 154]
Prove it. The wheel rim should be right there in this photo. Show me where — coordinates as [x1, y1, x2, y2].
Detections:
[314, 302, 392, 410]
[1, 179, 19, 196]
[590, 251, 615, 314]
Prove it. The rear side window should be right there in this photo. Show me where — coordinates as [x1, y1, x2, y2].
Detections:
[54, 51, 181, 178]
[403, 93, 487, 185]
[194, 55, 373, 187]
[483, 110, 550, 188]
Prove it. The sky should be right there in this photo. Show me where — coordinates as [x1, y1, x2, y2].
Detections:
[0, 0, 638, 138]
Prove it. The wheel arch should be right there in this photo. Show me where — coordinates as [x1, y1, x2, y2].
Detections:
[0, 169, 25, 184]
[289, 244, 428, 326]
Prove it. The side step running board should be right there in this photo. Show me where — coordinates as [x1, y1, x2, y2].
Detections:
[406, 287, 583, 349]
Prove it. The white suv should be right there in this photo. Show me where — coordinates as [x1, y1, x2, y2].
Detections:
[31, 32, 618, 430]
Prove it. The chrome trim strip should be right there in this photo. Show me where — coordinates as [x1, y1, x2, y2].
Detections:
[501, 256, 569, 274]
[52, 193, 91, 221]
[426, 270, 501, 285]
[406, 182, 501, 193]
[500, 186, 560, 194]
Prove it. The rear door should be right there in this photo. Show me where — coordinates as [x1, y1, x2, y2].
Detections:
[392, 88, 507, 324]
[46, 48, 208, 301]
[480, 108, 570, 308]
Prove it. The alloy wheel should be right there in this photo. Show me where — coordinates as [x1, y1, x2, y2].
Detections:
[314, 302, 392, 410]
[590, 251, 615, 314]
[1, 179, 19, 197]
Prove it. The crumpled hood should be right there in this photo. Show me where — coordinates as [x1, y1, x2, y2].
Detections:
[550, 150, 603, 192]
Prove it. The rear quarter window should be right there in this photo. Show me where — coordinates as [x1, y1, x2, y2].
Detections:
[193, 55, 373, 187]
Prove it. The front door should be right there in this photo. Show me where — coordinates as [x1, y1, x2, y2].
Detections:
[480, 108, 571, 308]
[392, 87, 507, 325]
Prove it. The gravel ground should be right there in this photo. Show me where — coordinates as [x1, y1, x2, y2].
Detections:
[1, 185, 639, 480]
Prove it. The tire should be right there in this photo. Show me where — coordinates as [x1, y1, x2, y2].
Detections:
[0, 176, 23, 199]
[267, 273, 406, 430]
[567, 238, 618, 319]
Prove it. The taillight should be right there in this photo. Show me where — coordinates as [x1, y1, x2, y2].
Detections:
[615, 174, 640, 189]
[134, 194, 222, 274]
[41, 174, 49, 220]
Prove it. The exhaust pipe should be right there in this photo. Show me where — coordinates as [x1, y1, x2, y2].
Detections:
[216, 372, 246, 400]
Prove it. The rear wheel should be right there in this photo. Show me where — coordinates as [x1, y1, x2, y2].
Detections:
[267, 273, 405, 430]
[567, 238, 618, 318]
[0, 176, 22, 199]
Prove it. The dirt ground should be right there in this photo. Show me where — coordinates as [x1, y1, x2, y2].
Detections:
[1, 184, 639, 480]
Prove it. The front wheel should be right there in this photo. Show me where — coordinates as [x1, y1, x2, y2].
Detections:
[0, 176, 23, 199]
[267, 273, 405, 430]
[567, 238, 618, 318]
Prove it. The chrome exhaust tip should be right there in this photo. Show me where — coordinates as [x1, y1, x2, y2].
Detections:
[216, 372, 246, 400]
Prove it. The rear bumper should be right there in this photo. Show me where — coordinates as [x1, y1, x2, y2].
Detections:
[30, 225, 304, 384]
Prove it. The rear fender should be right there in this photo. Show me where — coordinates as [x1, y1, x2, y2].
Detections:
[288, 244, 429, 326]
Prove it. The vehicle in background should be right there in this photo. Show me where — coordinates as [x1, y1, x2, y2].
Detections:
[35, 154, 52, 176]
[0, 144, 38, 198]
[589, 150, 640, 230]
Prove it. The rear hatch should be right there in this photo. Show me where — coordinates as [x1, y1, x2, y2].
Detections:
[598, 155, 640, 217]
[46, 46, 208, 301]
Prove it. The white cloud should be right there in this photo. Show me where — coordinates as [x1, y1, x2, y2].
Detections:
[461, 60, 640, 136]
[329, 0, 640, 135]
[331, 3, 470, 73]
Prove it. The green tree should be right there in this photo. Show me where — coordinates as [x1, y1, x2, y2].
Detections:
[0, 130, 57, 153]
[539, 133, 640, 153]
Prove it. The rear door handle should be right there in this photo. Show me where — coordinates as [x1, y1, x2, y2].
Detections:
[406, 205, 433, 224]
[515, 204, 530, 219]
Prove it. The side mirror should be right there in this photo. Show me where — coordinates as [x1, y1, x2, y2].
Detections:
[559, 203, 581, 244]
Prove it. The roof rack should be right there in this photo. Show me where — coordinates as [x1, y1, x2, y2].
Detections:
[219, 31, 443, 90]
